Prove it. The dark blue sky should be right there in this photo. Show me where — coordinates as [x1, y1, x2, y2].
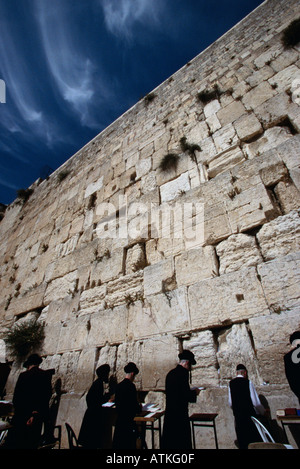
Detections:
[0, 0, 264, 206]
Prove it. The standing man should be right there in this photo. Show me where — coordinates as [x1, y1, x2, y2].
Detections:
[112, 362, 141, 449]
[228, 364, 264, 449]
[284, 331, 300, 404]
[6, 353, 53, 449]
[162, 350, 200, 449]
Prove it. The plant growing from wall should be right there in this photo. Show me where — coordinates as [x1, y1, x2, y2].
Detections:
[144, 92, 156, 104]
[4, 319, 45, 360]
[16, 188, 34, 205]
[159, 153, 180, 172]
[197, 84, 221, 104]
[57, 170, 70, 183]
[281, 18, 300, 47]
[180, 136, 201, 163]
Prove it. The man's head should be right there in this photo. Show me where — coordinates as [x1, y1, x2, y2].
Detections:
[178, 350, 196, 370]
[96, 364, 110, 382]
[23, 353, 43, 369]
[236, 364, 247, 378]
[124, 362, 139, 381]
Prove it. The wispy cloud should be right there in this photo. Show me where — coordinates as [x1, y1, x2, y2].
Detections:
[35, 2, 102, 128]
[101, 0, 164, 39]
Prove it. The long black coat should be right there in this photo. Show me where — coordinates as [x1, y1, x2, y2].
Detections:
[112, 378, 141, 449]
[8, 366, 52, 448]
[78, 378, 109, 448]
[162, 365, 197, 449]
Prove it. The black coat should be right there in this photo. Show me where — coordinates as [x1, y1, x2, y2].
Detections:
[112, 378, 141, 449]
[78, 378, 109, 448]
[7, 366, 52, 448]
[162, 365, 197, 449]
[284, 346, 300, 403]
[229, 377, 260, 449]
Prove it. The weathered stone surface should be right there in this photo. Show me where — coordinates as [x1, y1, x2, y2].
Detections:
[175, 246, 219, 286]
[216, 233, 263, 274]
[188, 267, 269, 330]
[182, 331, 219, 386]
[143, 258, 175, 296]
[128, 287, 190, 338]
[258, 252, 300, 313]
[249, 309, 300, 384]
[257, 211, 300, 261]
[160, 172, 191, 203]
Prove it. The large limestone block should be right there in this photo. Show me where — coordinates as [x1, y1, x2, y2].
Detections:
[256, 211, 300, 261]
[243, 127, 293, 159]
[258, 252, 300, 313]
[140, 335, 179, 390]
[175, 246, 219, 286]
[160, 172, 191, 203]
[212, 124, 239, 154]
[276, 134, 300, 172]
[127, 287, 190, 338]
[143, 258, 175, 296]
[44, 270, 78, 304]
[216, 323, 260, 384]
[204, 201, 232, 245]
[125, 243, 147, 274]
[79, 284, 107, 313]
[216, 233, 263, 275]
[268, 65, 300, 94]
[182, 331, 219, 386]
[206, 146, 245, 178]
[226, 183, 278, 233]
[87, 305, 128, 347]
[249, 309, 300, 384]
[6, 283, 46, 317]
[233, 112, 263, 141]
[216, 100, 246, 126]
[89, 247, 125, 285]
[254, 92, 295, 129]
[188, 267, 269, 330]
[105, 271, 143, 308]
[274, 179, 300, 214]
[56, 314, 90, 353]
[241, 81, 276, 111]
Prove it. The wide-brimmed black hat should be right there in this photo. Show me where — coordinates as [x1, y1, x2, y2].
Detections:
[178, 350, 196, 365]
[236, 364, 247, 371]
[23, 353, 43, 368]
[124, 362, 139, 375]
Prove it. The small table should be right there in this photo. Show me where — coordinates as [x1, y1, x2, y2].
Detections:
[277, 414, 300, 446]
[135, 411, 165, 449]
[189, 413, 219, 449]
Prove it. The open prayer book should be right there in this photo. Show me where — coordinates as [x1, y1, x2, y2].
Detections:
[141, 403, 161, 417]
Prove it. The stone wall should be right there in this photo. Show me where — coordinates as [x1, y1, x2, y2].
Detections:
[0, 0, 300, 449]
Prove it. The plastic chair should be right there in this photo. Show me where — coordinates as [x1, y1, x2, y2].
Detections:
[251, 417, 294, 449]
[65, 423, 82, 449]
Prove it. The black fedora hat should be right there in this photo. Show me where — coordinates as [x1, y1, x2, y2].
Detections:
[178, 350, 196, 365]
[124, 362, 139, 375]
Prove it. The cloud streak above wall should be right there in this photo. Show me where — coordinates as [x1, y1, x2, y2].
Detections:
[0, 0, 264, 206]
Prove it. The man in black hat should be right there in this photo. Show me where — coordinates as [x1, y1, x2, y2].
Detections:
[5, 354, 53, 449]
[228, 364, 264, 449]
[112, 362, 141, 449]
[284, 331, 300, 404]
[161, 350, 200, 449]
